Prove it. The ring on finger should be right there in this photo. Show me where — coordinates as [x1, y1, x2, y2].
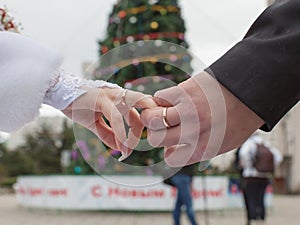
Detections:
[162, 107, 171, 128]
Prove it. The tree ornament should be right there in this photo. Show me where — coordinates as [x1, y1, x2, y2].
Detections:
[155, 40, 163, 47]
[160, 8, 167, 16]
[178, 33, 185, 40]
[137, 85, 145, 92]
[113, 41, 120, 47]
[74, 166, 82, 174]
[164, 65, 172, 72]
[170, 45, 177, 52]
[150, 21, 159, 30]
[101, 46, 109, 53]
[118, 10, 127, 19]
[170, 54, 178, 62]
[183, 55, 190, 62]
[126, 36, 135, 43]
[129, 16, 137, 24]
[148, 0, 159, 5]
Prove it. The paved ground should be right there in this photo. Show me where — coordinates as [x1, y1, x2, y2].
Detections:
[0, 194, 299, 225]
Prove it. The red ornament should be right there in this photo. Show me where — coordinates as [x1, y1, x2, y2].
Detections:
[118, 11, 127, 19]
[101, 46, 109, 54]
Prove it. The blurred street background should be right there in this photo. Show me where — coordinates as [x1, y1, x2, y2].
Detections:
[1, 194, 300, 225]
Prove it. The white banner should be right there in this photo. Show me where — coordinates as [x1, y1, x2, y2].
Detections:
[15, 175, 229, 211]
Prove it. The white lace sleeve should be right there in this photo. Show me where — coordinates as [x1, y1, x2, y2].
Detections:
[43, 70, 121, 110]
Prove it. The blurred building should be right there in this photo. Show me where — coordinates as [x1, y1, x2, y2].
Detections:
[263, 105, 300, 194]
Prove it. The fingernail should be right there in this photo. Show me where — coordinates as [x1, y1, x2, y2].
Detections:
[118, 154, 125, 162]
[118, 152, 128, 162]
[118, 141, 132, 162]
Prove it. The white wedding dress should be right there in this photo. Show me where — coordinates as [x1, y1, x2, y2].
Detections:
[0, 32, 119, 132]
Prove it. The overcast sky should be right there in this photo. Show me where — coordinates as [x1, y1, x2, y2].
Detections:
[1, 0, 267, 117]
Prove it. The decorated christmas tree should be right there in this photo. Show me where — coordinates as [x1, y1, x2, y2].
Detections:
[93, 0, 193, 166]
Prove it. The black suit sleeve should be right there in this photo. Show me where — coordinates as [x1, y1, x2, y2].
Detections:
[206, 0, 300, 131]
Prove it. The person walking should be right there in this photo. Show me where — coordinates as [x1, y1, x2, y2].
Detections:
[170, 164, 199, 225]
[239, 133, 282, 225]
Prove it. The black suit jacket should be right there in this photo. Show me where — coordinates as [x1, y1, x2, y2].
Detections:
[207, 0, 300, 131]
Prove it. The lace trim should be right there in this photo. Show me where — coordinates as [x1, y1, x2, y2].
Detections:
[56, 70, 84, 101]
[44, 69, 121, 110]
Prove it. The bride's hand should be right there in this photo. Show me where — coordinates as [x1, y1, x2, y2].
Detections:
[62, 87, 157, 161]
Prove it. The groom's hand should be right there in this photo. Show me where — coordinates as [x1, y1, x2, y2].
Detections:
[141, 71, 264, 167]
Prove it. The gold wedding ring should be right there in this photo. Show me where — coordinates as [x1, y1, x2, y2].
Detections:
[162, 107, 171, 128]
[121, 89, 128, 106]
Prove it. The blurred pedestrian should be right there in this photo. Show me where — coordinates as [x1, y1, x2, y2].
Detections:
[170, 164, 199, 225]
[239, 133, 282, 225]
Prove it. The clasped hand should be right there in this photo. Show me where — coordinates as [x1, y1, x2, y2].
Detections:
[63, 72, 264, 167]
